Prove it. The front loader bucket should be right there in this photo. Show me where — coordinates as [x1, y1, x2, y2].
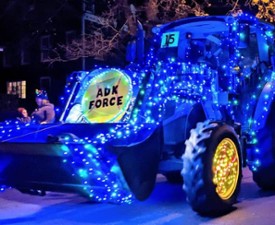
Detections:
[114, 126, 162, 200]
[0, 122, 162, 203]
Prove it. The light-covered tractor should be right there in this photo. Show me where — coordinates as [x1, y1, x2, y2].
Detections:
[0, 14, 274, 215]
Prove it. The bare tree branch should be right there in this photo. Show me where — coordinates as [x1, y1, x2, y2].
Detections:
[249, 0, 275, 22]
[46, 0, 274, 65]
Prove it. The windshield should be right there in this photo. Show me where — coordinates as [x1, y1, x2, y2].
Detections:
[156, 31, 228, 68]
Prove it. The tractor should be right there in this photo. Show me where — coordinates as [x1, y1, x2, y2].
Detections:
[0, 14, 274, 215]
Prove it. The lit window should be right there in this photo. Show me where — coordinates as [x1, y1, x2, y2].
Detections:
[6, 81, 27, 99]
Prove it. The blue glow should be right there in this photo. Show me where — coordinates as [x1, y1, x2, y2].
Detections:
[0, 13, 274, 203]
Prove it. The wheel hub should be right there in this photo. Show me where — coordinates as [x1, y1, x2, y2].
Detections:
[212, 138, 239, 200]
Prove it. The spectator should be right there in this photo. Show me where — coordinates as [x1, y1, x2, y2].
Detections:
[31, 89, 55, 124]
[17, 107, 31, 123]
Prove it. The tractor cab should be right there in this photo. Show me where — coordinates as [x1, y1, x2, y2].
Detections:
[153, 17, 230, 69]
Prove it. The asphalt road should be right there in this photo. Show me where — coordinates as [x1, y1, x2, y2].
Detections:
[0, 167, 275, 225]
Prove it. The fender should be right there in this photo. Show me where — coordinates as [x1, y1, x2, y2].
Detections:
[162, 102, 207, 145]
[252, 79, 275, 130]
[201, 101, 223, 121]
[247, 78, 275, 171]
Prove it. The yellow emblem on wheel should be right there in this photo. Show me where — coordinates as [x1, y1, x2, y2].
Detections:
[212, 138, 239, 200]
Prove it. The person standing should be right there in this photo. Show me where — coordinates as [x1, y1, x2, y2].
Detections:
[31, 89, 55, 124]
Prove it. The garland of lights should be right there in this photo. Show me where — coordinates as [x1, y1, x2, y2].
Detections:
[0, 13, 275, 201]
[59, 134, 133, 204]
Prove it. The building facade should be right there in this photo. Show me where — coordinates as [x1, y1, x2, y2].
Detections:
[0, 0, 109, 120]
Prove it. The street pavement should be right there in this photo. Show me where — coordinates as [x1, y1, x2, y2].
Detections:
[0, 167, 275, 225]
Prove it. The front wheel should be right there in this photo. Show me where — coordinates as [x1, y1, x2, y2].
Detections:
[182, 121, 242, 215]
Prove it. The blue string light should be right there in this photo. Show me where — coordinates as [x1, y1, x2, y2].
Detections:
[0, 13, 275, 200]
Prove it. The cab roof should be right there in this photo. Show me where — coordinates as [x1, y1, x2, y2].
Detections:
[152, 15, 273, 36]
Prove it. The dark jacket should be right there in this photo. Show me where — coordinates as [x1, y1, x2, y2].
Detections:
[32, 102, 55, 124]
[17, 116, 31, 124]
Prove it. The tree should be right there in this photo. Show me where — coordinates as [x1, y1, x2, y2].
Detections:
[249, 0, 275, 22]
[48, 0, 207, 64]
[222, 0, 274, 22]
[47, 0, 274, 65]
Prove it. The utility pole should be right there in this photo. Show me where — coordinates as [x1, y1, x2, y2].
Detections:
[81, 0, 105, 70]
[82, 0, 86, 71]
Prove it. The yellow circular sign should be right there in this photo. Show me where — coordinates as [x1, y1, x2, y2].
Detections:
[81, 69, 132, 123]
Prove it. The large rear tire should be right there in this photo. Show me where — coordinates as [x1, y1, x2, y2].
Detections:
[251, 101, 275, 189]
[252, 127, 275, 189]
[182, 121, 242, 215]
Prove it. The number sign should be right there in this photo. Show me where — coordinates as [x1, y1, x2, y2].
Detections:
[161, 32, 179, 48]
